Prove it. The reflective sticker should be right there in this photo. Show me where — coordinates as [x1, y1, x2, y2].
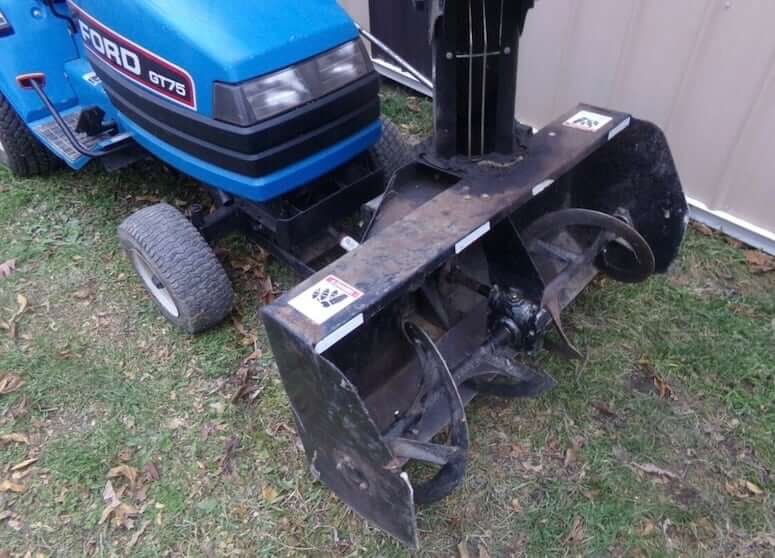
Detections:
[563, 110, 613, 132]
[289, 275, 363, 325]
[608, 116, 631, 140]
[83, 72, 102, 86]
[532, 178, 554, 197]
[339, 235, 360, 252]
[455, 222, 491, 254]
[314, 313, 364, 354]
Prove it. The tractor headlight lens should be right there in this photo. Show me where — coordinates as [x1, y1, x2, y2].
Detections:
[316, 41, 371, 95]
[213, 40, 372, 126]
[242, 67, 313, 123]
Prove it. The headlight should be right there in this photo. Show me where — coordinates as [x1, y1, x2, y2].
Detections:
[316, 41, 371, 95]
[242, 67, 313, 123]
[213, 40, 372, 126]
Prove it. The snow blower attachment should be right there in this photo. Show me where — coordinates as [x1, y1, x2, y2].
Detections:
[262, 0, 687, 548]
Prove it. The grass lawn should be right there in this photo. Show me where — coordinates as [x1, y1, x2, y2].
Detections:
[1, 86, 774, 557]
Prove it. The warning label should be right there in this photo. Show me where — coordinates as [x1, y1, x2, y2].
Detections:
[289, 275, 363, 325]
[563, 110, 612, 132]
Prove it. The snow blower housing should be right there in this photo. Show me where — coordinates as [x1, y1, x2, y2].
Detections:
[262, 0, 687, 548]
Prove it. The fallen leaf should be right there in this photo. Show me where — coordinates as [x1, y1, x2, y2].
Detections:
[99, 502, 119, 525]
[630, 462, 679, 480]
[564, 516, 585, 545]
[73, 288, 91, 300]
[0, 433, 29, 445]
[0, 259, 16, 279]
[745, 250, 775, 273]
[260, 274, 275, 304]
[564, 447, 577, 468]
[118, 447, 133, 462]
[510, 497, 522, 512]
[103, 480, 120, 506]
[5, 294, 28, 339]
[690, 222, 715, 237]
[108, 464, 138, 487]
[8, 395, 27, 418]
[652, 374, 675, 400]
[219, 436, 241, 474]
[113, 502, 139, 529]
[727, 479, 766, 497]
[134, 194, 161, 203]
[745, 480, 764, 495]
[457, 542, 472, 558]
[0, 374, 24, 395]
[127, 520, 149, 550]
[166, 417, 186, 430]
[0, 480, 25, 493]
[591, 401, 618, 418]
[231, 317, 257, 348]
[143, 462, 160, 482]
[639, 520, 656, 537]
[11, 457, 37, 472]
[260, 482, 280, 504]
[521, 461, 543, 473]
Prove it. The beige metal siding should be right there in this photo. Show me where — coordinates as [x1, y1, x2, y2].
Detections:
[338, 0, 369, 29]
[339, 0, 775, 251]
[517, 0, 775, 251]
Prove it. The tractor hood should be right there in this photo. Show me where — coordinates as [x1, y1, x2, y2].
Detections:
[68, 0, 359, 116]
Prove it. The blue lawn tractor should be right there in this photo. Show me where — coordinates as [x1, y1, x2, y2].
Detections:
[0, 0, 406, 332]
[0, 0, 689, 548]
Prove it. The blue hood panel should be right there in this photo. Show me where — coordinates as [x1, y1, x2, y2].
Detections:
[71, 0, 358, 116]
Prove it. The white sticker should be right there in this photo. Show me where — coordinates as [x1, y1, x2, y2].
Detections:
[563, 110, 612, 132]
[289, 275, 363, 325]
[607, 117, 631, 140]
[455, 222, 491, 254]
[532, 178, 554, 197]
[83, 72, 102, 86]
[339, 235, 360, 252]
[314, 313, 364, 354]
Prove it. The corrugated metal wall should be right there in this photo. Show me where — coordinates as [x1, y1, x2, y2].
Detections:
[340, 0, 775, 252]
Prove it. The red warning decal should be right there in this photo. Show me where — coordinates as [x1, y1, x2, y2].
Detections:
[68, 2, 197, 110]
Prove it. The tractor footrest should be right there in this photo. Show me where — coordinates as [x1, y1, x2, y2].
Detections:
[32, 111, 112, 162]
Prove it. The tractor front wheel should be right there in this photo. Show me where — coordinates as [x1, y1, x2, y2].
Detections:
[118, 203, 234, 334]
[372, 117, 413, 181]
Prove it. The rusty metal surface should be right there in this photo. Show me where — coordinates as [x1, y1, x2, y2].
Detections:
[262, 104, 631, 349]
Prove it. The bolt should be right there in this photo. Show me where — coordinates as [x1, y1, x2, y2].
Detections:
[481, 193, 490, 199]
[503, 46, 512, 55]
[548, 131, 557, 137]
[446, 51, 454, 60]
[31, 7, 43, 18]
[359, 481, 369, 491]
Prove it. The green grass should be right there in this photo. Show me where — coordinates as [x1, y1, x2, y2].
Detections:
[0, 85, 774, 556]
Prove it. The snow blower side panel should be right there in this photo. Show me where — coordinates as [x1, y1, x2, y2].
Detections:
[263, 319, 418, 549]
[568, 119, 689, 272]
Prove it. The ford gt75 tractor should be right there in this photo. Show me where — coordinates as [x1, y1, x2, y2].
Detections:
[0, 0, 687, 548]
